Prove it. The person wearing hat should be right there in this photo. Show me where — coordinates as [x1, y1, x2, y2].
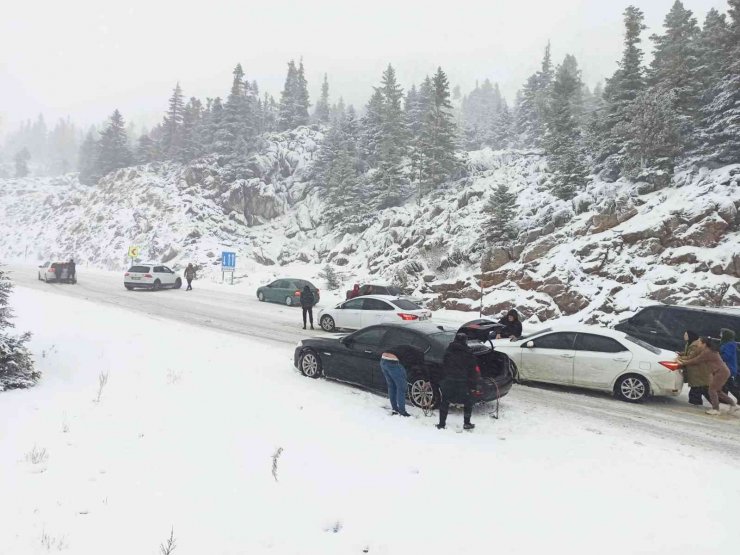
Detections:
[677, 330, 711, 406]
[437, 333, 481, 430]
[719, 329, 739, 401]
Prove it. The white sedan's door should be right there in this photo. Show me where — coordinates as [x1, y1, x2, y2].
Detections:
[361, 298, 396, 328]
[520, 332, 577, 384]
[335, 298, 365, 329]
[573, 333, 632, 388]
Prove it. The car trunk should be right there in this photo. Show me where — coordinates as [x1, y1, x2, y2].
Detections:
[459, 320, 513, 380]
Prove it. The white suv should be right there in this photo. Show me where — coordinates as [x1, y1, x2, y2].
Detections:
[124, 264, 182, 291]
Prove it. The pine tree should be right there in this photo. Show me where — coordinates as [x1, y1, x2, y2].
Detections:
[545, 55, 589, 200]
[419, 67, 459, 193]
[0, 267, 37, 391]
[483, 184, 518, 243]
[314, 74, 331, 124]
[295, 60, 311, 126]
[360, 88, 384, 168]
[135, 134, 155, 165]
[161, 82, 185, 159]
[96, 109, 131, 176]
[374, 64, 409, 208]
[514, 74, 541, 147]
[278, 60, 299, 131]
[648, 1, 701, 140]
[77, 130, 99, 184]
[699, 0, 740, 163]
[181, 97, 203, 162]
[14, 148, 30, 178]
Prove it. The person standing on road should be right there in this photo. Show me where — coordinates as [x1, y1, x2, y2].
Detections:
[496, 309, 523, 339]
[719, 329, 739, 401]
[184, 263, 196, 291]
[437, 333, 481, 430]
[677, 330, 711, 406]
[679, 337, 738, 415]
[379, 345, 423, 417]
[300, 285, 315, 330]
[68, 259, 76, 283]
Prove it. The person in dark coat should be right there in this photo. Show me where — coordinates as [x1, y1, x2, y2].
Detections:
[55, 263, 63, 283]
[67, 259, 76, 283]
[677, 330, 711, 406]
[184, 263, 196, 291]
[719, 329, 739, 401]
[437, 333, 481, 430]
[496, 309, 523, 339]
[380, 345, 425, 416]
[300, 285, 315, 330]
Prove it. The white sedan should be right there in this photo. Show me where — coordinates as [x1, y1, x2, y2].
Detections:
[318, 295, 432, 332]
[490, 326, 683, 402]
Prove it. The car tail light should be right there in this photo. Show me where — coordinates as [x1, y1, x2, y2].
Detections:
[316, 289, 320, 293]
[475, 365, 481, 374]
[124, 272, 130, 277]
[397, 313, 419, 321]
[295, 291, 301, 296]
[144, 274, 152, 278]
[659, 361, 681, 371]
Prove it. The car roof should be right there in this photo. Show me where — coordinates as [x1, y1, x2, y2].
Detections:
[353, 294, 404, 300]
[517, 324, 633, 340]
[635, 304, 740, 316]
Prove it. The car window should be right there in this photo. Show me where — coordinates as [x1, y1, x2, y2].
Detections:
[343, 298, 365, 310]
[625, 336, 662, 354]
[162, 266, 172, 273]
[532, 332, 577, 350]
[630, 308, 661, 327]
[364, 298, 393, 311]
[271, 280, 286, 288]
[360, 285, 376, 295]
[351, 327, 386, 345]
[382, 329, 431, 352]
[153, 266, 164, 273]
[657, 309, 693, 336]
[391, 299, 421, 310]
[575, 333, 627, 353]
[129, 266, 150, 273]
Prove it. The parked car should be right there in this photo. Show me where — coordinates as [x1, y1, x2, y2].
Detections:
[256, 279, 320, 306]
[294, 322, 514, 410]
[318, 295, 432, 332]
[356, 284, 424, 305]
[614, 305, 740, 352]
[490, 325, 684, 402]
[124, 264, 182, 290]
[38, 261, 77, 284]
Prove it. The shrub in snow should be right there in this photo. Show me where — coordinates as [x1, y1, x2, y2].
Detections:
[0, 267, 38, 391]
[318, 264, 341, 290]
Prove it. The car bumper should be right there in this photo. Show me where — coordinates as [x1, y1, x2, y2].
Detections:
[124, 281, 154, 289]
[476, 374, 514, 402]
[649, 372, 684, 397]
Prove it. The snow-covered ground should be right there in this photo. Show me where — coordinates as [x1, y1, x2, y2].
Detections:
[2, 286, 738, 554]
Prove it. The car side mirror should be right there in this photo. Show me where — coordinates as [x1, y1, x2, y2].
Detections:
[524, 341, 534, 348]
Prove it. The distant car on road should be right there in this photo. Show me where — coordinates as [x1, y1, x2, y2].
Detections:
[38, 261, 77, 284]
[318, 295, 431, 332]
[614, 305, 740, 352]
[490, 325, 683, 402]
[124, 264, 181, 291]
[256, 279, 320, 307]
[294, 322, 514, 410]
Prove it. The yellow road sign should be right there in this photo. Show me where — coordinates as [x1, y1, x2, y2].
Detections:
[128, 246, 140, 258]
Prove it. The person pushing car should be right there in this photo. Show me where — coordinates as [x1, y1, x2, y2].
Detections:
[437, 333, 481, 430]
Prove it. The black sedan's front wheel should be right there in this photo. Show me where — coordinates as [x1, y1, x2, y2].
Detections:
[408, 376, 439, 410]
[299, 350, 322, 378]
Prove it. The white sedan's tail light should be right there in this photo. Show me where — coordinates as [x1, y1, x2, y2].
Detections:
[397, 313, 419, 321]
[659, 361, 680, 371]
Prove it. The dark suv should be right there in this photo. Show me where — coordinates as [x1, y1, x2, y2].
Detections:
[614, 305, 740, 352]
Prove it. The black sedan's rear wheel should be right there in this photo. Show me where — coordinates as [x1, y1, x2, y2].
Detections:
[320, 315, 336, 332]
[408, 376, 439, 409]
[299, 350, 322, 378]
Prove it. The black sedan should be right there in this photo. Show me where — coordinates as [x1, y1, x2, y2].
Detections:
[293, 322, 515, 410]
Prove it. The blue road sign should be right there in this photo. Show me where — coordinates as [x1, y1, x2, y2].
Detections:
[221, 251, 236, 270]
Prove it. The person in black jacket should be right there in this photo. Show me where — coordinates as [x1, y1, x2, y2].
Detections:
[496, 309, 522, 339]
[437, 333, 481, 430]
[67, 259, 76, 283]
[300, 285, 315, 330]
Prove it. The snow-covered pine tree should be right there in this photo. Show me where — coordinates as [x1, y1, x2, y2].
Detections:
[514, 75, 541, 147]
[314, 74, 331, 124]
[489, 101, 514, 150]
[14, 148, 30, 178]
[135, 133, 155, 165]
[295, 60, 311, 127]
[483, 184, 518, 244]
[278, 60, 299, 131]
[534, 42, 554, 131]
[161, 82, 185, 159]
[217, 64, 257, 158]
[374, 64, 409, 209]
[419, 67, 459, 193]
[461, 79, 502, 149]
[698, 0, 740, 164]
[96, 109, 131, 176]
[360, 88, 384, 168]
[180, 97, 203, 162]
[78, 130, 99, 184]
[0, 266, 37, 391]
[544, 55, 589, 200]
[648, 0, 701, 143]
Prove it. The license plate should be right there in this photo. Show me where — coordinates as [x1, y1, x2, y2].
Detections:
[131, 276, 141, 280]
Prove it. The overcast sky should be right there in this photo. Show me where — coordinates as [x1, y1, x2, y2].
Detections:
[0, 0, 729, 135]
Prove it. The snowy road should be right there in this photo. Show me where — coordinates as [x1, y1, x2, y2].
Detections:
[9, 264, 740, 458]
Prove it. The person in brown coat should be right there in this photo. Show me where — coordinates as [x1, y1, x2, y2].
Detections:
[679, 337, 739, 415]
[676, 330, 711, 406]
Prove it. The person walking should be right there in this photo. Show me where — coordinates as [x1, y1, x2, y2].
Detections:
[300, 285, 315, 330]
[184, 263, 196, 291]
[679, 337, 738, 415]
[496, 309, 523, 339]
[379, 345, 425, 417]
[719, 329, 739, 401]
[437, 333, 481, 430]
[677, 330, 711, 406]
[67, 258, 76, 283]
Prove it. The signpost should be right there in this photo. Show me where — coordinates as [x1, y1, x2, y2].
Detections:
[221, 251, 236, 284]
[128, 246, 140, 268]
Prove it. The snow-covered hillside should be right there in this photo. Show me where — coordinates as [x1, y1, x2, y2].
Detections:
[1, 126, 738, 323]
